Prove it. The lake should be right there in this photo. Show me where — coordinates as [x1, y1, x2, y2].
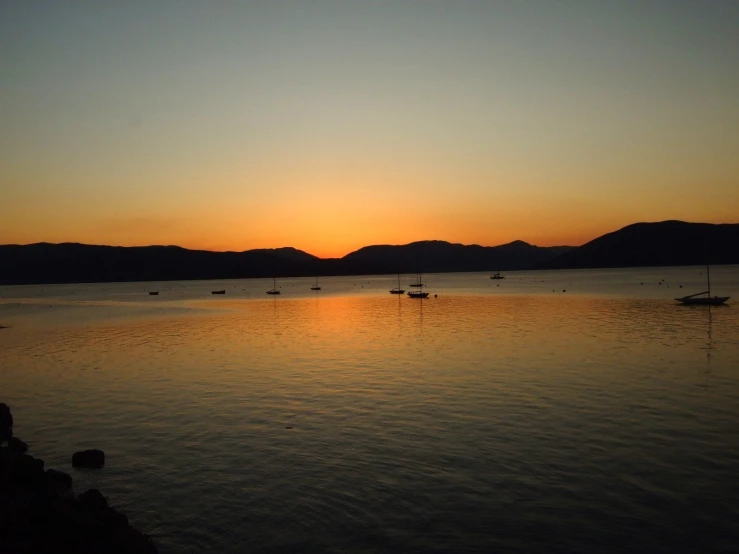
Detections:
[2, 266, 739, 553]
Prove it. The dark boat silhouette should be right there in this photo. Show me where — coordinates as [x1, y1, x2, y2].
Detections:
[676, 262, 729, 305]
[409, 270, 425, 288]
[408, 272, 429, 298]
[390, 273, 405, 294]
[490, 271, 504, 280]
[310, 276, 321, 291]
[148, 291, 159, 295]
[408, 290, 429, 298]
[211, 290, 225, 295]
[266, 277, 280, 295]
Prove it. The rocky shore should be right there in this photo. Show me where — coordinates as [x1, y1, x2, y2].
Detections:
[0, 403, 158, 553]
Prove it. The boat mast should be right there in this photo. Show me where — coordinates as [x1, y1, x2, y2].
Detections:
[706, 262, 711, 297]
[704, 236, 711, 297]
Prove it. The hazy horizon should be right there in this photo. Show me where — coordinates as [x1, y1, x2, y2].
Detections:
[2, 1, 738, 257]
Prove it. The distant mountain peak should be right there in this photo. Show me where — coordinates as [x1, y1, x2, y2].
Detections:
[542, 221, 739, 269]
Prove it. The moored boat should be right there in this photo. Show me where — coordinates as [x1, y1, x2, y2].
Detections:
[266, 277, 280, 295]
[407, 290, 429, 299]
[408, 271, 430, 298]
[676, 292, 729, 306]
[676, 262, 729, 306]
[311, 276, 321, 291]
[390, 273, 405, 294]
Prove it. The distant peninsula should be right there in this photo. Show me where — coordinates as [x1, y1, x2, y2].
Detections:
[1, 221, 737, 285]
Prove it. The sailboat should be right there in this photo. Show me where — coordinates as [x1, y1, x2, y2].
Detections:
[266, 277, 280, 295]
[490, 271, 504, 280]
[676, 263, 729, 305]
[409, 273, 424, 288]
[389, 274, 405, 295]
[407, 272, 429, 298]
[311, 276, 321, 291]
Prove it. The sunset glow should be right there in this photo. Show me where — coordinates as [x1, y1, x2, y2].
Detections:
[2, 1, 738, 257]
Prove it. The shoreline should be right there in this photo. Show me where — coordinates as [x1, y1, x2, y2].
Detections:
[1, 262, 738, 289]
[0, 403, 158, 553]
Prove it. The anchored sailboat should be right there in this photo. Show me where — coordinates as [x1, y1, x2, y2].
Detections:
[676, 263, 729, 305]
[311, 276, 321, 291]
[390, 274, 405, 295]
[266, 277, 280, 295]
[408, 272, 429, 299]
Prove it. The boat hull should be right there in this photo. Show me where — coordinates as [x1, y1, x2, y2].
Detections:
[266, 290, 280, 295]
[676, 296, 729, 305]
[211, 290, 225, 295]
[407, 291, 429, 299]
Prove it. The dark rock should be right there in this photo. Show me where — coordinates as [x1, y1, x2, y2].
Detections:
[0, 402, 12, 442]
[72, 449, 105, 469]
[10, 454, 45, 487]
[104, 506, 129, 528]
[2, 410, 158, 553]
[47, 468, 73, 492]
[111, 524, 159, 554]
[79, 488, 108, 508]
[8, 436, 28, 453]
[0, 403, 12, 429]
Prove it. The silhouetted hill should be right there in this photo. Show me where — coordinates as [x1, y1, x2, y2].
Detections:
[336, 240, 571, 275]
[0, 240, 570, 285]
[9, 221, 736, 284]
[542, 221, 739, 269]
[0, 243, 320, 285]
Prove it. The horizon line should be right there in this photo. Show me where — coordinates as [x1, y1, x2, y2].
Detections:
[2, 219, 736, 259]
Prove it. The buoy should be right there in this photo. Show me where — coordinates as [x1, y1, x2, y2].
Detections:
[563, 289, 566, 292]
[434, 294, 437, 298]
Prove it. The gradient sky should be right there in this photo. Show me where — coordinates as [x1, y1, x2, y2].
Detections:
[2, 1, 738, 257]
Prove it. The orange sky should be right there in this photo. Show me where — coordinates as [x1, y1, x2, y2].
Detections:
[2, 2, 738, 258]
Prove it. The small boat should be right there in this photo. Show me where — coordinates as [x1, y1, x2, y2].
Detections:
[676, 262, 729, 305]
[676, 293, 730, 306]
[490, 271, 504, 280]
[409, 272, 424, 287]
[211, 290, 226, 295]
[266, 277, 280, 295]
[311, 276, 321, 291]
[407, 290, 429, 299]
[408, 272, 429, 298]
[148, 291, 159, 296]
[390, 273, 405, 295]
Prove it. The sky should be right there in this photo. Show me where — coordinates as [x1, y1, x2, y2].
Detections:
[2, 0, 738, 258]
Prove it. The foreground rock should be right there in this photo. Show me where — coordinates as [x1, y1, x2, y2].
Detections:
[0, 402, 12, 442]
[72, 449, 106, 469]
[0, 403, 157, 553]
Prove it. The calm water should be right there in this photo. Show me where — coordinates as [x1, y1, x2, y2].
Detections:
[2, 267, 739, 553]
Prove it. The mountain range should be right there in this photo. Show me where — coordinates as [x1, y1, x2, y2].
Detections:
[0, 221, 737, 285]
